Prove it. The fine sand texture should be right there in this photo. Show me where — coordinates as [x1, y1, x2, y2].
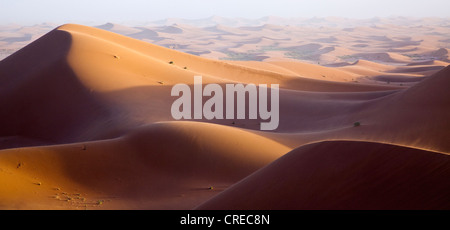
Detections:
[0, 21, 449, 210]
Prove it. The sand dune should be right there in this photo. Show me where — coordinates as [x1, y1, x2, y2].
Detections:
[196, 141, 450, 210]
[3, 17, 450, 66]
[95, 23, 142, 35]
[0, 122, 289, 209]
[261, 65, 450, 153]
[0, 23, 401, 147]
[0, 21, 449, 210]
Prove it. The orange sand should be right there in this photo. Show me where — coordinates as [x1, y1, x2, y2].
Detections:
[0, 23, 449, 210]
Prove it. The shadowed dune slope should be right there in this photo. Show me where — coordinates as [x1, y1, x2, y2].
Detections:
[196, 141, 450, 210]
[356, 65, 450, 152]
[256, 65, 450, 153]
[0, 29, 115, 147]
[0, 23, 449, 210]
[0, 24, 403, 149]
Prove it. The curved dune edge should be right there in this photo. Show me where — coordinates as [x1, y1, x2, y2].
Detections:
[0, 122, 290, 210]
[196, 140, 450, 210]
[60, 23, 402, 92]
[0, 23, 449, 210]
[0, 23, 412, 149]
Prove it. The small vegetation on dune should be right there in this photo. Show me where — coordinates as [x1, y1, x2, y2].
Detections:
[353, 121, 361, 127]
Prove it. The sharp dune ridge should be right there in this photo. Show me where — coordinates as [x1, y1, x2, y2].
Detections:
[0, 23, 449, 209]
[196, 140, 450, 210]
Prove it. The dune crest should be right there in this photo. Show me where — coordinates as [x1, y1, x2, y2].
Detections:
[0, 122, 290, 209]
[196, 141, 450, 210]
[0, 22, 449, 209]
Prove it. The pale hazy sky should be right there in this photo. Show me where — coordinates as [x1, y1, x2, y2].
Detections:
[0, 0, 449, 25]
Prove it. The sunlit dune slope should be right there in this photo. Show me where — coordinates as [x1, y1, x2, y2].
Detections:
[0, 122, 290, 209]
[0, 23, 449, 210]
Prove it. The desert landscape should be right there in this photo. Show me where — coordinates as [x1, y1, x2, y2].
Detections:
[0, 17, 449, 210]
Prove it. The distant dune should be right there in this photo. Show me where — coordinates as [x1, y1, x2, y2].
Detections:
[2, 17, 450, 66]
[0, 20, 449, 210]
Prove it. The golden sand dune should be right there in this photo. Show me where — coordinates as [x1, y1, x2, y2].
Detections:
[0, 23, 449, 209]
[0, 122, 289, 209]
[0, 23, 403, 146]
[3, 17, 450, 66]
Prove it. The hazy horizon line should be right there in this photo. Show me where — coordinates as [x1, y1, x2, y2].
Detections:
[2, 15, 450, 27]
